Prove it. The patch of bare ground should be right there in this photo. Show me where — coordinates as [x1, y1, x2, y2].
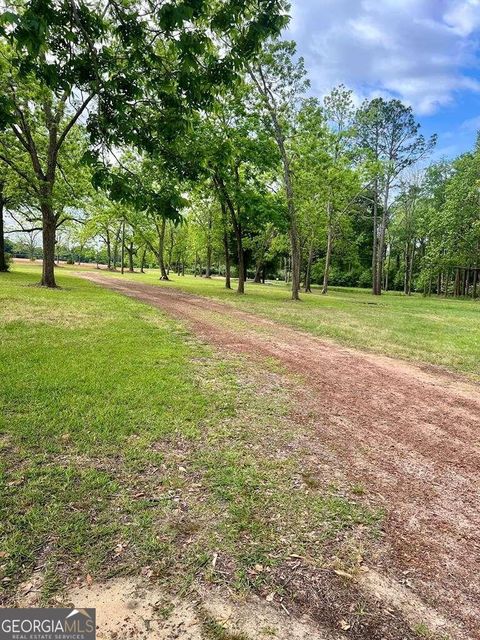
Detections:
[23, 570, 450, 640]
[81, 274, 480, 639]
[58, 577, 341, 640]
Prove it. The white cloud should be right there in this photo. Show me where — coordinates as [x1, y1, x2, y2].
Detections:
[444, 0, 480, 35]
[460, 114, 480, 130]
[286, 0, 480, 115]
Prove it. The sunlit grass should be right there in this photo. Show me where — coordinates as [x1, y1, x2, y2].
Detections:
[43, 261, 480, 379]
[0, 264, 378, 602]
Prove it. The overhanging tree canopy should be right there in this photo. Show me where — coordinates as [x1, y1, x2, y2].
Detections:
[0, 0, 287, 286]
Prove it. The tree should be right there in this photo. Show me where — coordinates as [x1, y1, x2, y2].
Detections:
[0, 118, 92, 267]
[292, 91, 362, 295]
[189, 193, 220, 278]
[415, 161, 452, 293]
[0, 41, 95, 286]
[0, 179, 9, 271]
[198, 89, 280, 294]
[251, 222, 276, 283]
[419, 146, 480, 296]
[391, 173, 424, 295]
[248, 40, 309, 300]
[320, 86, 360, 294]
[83, 192, 123, 270]
[112, 154, 189, 280]
[292, 99, 329, 293]
[356, 98, 436, 294]
[0, 0, 287, 287]
[0, 161, 21, 271]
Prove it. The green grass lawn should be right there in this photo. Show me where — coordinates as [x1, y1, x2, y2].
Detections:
[0, 264, 377, 604]
[57, 262, 480, 380]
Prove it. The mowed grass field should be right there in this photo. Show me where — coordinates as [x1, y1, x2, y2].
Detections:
[0, 264, 378, 605]
[69, 262, 480, 380]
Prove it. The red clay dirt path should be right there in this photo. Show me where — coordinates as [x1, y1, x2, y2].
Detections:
[83, 273, 480, 639]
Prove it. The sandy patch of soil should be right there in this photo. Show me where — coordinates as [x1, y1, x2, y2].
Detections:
[62, 578, 337, 640]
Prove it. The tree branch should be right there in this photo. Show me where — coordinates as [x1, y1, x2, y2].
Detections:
[56, 93, 95, 152]
[5, 226, 43, 234]
[0, 153, 39, 193]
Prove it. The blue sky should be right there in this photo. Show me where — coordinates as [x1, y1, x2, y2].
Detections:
[285, 0, 480, 160]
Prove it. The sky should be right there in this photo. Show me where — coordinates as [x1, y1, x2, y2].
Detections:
[285, 0, 480, 160]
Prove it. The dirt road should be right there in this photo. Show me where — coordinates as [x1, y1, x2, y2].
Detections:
[83, 273, 480, 639]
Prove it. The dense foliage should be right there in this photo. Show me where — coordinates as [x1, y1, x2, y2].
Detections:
[1, 1, 478, 297]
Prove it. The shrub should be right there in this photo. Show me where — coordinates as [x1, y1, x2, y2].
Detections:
[2, 252, 12, 270]
[357, 268, 372, 289]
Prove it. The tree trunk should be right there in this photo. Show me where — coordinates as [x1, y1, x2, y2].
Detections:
[39, 172, 57, 286]
[322, 210, 333, 294]
[106, 232, 112, 270]
[375, 190, 389, 295]
[249, 68, 300, 298]
[205, 243, 212, 278]
[215, 176, 244, 293]
[140, 247, 146, 273]
[113, 225, 121, 270]
[234, 222, 245, 294]
[167, 225, 174, 276]
[286, 198, 300, 300]
[253, 232, 272, 284]
[121, 219, 125, 275]
[444, 270, 450, 298]
[127, 242, 134, 272]
[305, 241, 314, 293]
[407, 243, 415, 295]
[376, 220, 386, 294]
[40, 207, 57, 287]
[267, 108, 300, 299]
[371, 191, 378, 295]
[157, 218, 169, 280]
[223, 229, 231, 289]
[205, 216, 212, 278]
[0, 193, 7, 272]
[404, 242, 410, 295]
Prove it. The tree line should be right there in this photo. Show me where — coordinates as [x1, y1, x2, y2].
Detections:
[1, 1, 479, 298]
